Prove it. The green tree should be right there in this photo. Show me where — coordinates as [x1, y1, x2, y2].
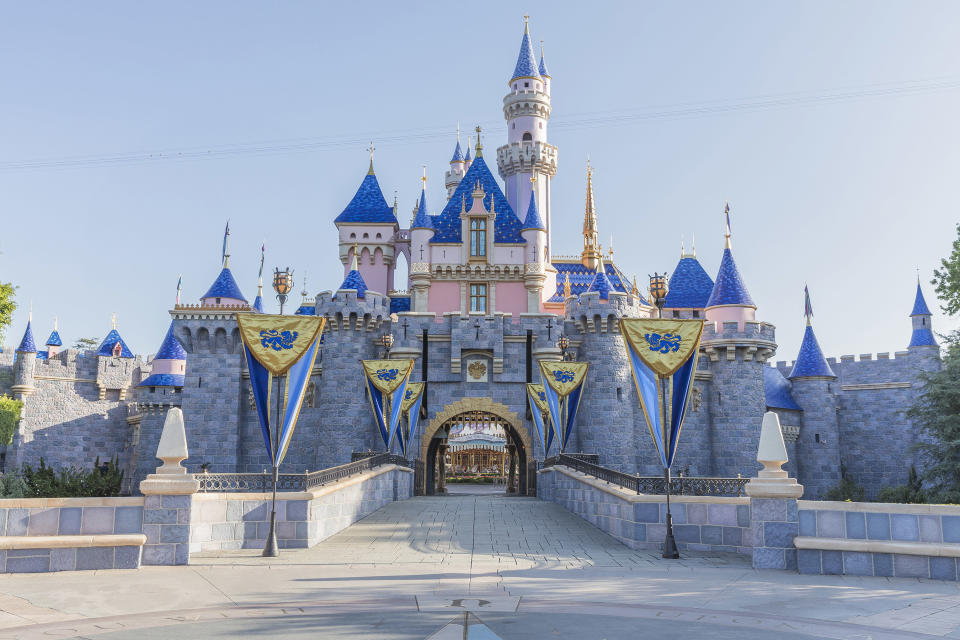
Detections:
[0, 395, 23, 446]
[73, 337, 99, 351]
[933, 223, 960, 315]
[910, 330, 960, 501]
[0, 282, 15, 345]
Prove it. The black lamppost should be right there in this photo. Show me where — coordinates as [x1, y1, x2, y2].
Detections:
[649, 272, 679, 560]
[273, 268, 294, 315]
[557, 335, 571, 361]
[263, 267, 294, 558]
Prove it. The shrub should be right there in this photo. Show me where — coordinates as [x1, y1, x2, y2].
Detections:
[877, 466, 927, 504]
[18, 457, 124, 498]
[824, 466, 865, 502]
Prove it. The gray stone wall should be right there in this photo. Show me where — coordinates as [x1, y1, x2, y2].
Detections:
[790, 378, 842, 500]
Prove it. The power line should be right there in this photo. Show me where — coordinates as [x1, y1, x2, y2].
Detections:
[1, 75, 958, 173]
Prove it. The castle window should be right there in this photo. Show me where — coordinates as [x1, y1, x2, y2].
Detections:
[470, 283, 487, 313]
[350, 233, 356, 239]
[513, 83, 517, 90]
[536, 83, 541, 90]
[522, 132, 532, 142]
[672, 310, 680, 318]
[363, 232, 369, 239]
[616, 387, 622, 401]
[376, 233, 382, 239]
[692, 310, 700, 318]
[815, 433, 821, 443]
[215, 297, 221, 305]
[524, 81, 529, 88]
[470, 218, 487, 257]
[539, 122, 543, 129]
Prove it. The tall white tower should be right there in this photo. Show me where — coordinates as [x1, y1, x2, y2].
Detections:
[496, 17, 558, 257]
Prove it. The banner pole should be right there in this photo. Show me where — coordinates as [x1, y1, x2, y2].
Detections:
[661, 376, 679, 559]
[263, 373, 282, 558]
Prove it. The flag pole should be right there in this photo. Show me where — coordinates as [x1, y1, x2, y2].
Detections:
[263, 373, 283, 557]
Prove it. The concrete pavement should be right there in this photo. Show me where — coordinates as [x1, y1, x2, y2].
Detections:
[0, 495, 957, 638]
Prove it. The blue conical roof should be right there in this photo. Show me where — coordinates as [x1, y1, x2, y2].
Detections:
[334, 170, 397, 225]
[202, 267, 247, 302]
[45, 330, 62, 347]
[909, 327, 938, 348]
[706, 248, 755, 307]
[411, 189, 433, 230]
[252, 294, 264, 313]
[789, 325, 835, 378]
[430, 156, 524, 244]
[764, 366, 801, 411]
[154, 322, 187, 360]
[451, 140, 465, 163]
[538, 51, 550, 77]
[336, 269, 368, 299]
[665, 257, 714, 309]
[97, 329, 134, 358]
[16, 321, 37, 353]
[911, 283, 932, 316]
[511, 25, 541, 82]
[521, 190, 545, 231]
[464, 144, 472, 163]
[586, 259, 614, 300]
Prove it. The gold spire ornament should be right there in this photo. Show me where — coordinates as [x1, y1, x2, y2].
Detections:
[581, 160, 601, 270]
[474, 126, 483, 157]
[563, 273, 572, 299]
[367, 141, 375, 175]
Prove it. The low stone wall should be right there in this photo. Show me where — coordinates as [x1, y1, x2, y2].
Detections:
[0, 497, 146, 572]
[796, 501, 960, 580]
[190, 464, 414, 552]
[538, 466, 751, 554]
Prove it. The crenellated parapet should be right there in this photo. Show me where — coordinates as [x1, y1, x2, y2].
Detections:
[170, 306, 243, 356]
[564, 291, 652, 334]
[496, 139, 558, 179]
[315, 289, 390, 333]
[700, 320, 777, 364]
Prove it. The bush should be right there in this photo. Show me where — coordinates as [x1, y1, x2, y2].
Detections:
[0, 473, 26, 498]
[824, 466, 865, 502]
[18, 457, 124, 498]
[877, 466, 927, 504]
[0, 395, 23, 446]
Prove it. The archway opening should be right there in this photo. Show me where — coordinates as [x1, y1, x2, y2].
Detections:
[421, 404, 530, 497]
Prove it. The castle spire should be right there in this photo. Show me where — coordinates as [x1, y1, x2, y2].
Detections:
[724, 202, 732, 250]
[367, 141, 375, 175]
[908, 279, 937, 348]
[581, 160, 601, 270]
[511, 15, 541, 83]
[222, 220, 231, 268]
[789, 287, 835, 379]
[474, 126, 483, 158]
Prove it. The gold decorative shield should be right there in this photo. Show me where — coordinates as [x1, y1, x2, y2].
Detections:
[538, 361, 590, 398]
[236, 313, 326, 375]
[401, 382, 423, 413]
[362, 359, 414, 394]
[619, 319, 704, 376]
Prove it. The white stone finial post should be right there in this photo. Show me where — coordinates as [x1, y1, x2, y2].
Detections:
[745, 411, 803, 498]
[140, 407, 199, 495]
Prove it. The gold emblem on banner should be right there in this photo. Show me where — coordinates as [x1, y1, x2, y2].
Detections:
[538, 361, 590, 397]
[619, 319, 704, 376]
[362, 359, 414, 394]
[236, 313, 326, 375]
[401, 382, 423, 413]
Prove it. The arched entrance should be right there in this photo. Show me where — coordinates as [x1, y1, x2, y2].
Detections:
[418, 398, 532, 496]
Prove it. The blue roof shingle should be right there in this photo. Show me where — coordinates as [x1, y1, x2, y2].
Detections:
[665, 257, 714, 309]
[16, 321, 37, 353]
[451, 140, 464, 163]
[706, 248, 755, 307]
[294, 304, 316, 316]
[586, 265, 614, 300]
[97, 329, 134, 358]
[548, 261, 647, 304]
[202, 267, 247, 302]
[252, 294, 264, 313]
[911, 283, 932, 316]
[411, 189, 433, 230]
[909, 328, 938, 347]
[430, 156, 525, 244]
[511, 25, 541, 81]
[335, 270, 368, 299]
[521, 191, 545, 231]
[789, 325, 835, 378]
[155, 322, 187, 360]
[45, 330, 62, 347]
[390, 296, 411, 314]
[334, 171, 398, 225]
[139, 373, 185, 387]
[538, 52, 550, 77]
[764, 366, 802, 411]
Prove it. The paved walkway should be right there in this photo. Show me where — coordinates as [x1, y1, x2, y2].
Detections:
[0, 496, 958, 638]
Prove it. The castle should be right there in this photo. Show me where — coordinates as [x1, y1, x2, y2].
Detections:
[0, 20, 941, 499]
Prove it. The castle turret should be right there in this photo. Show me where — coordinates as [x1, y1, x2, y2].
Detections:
[520, 185, 547, 312]
[44, 319, 62, 358]
[787, 287, 841, 499]
[705, 206, 756, 329]
[12, 317, 37, 398]
[464, 137, 473, 168]
[335, 249, 369, 299]
[664, 240, 714, 318]
[139, 322, 187, 388]
[538, 42, 551, 96]
[200, 224, 247, 308]
[333, 149, 399, 295]
[410, 173, 435, 313]
[497, 17, 558, 257]
[585, 253, 613, 301]
[908, 281, 937, 351]
[444, 129, 467, 199]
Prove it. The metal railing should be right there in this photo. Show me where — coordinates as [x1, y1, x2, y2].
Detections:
[195, 453, 412, 493]
[542, 454, 748, 497]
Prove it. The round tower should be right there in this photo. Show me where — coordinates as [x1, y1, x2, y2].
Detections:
[410, 172, 435, 313]
[444, 129, 467, 199]
[12, 317, 37, 398]
[200, 223, 248, 308]
[520, 180, 547, 313]
[496, 17, 558, 256]
[787, 290, 841, 499]
[45, 318, 62, 359]
[908, 280, 938, 354]
[704, 206, 756, 329]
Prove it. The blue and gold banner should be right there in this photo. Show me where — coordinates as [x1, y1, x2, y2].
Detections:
[397, 382, 424, 458]
[526, 383, 555, 455]
[362, 359, 414, 450]
[620, 318, 704, 469]
[236, 313, 326, 466]
[538, 361, 589, 452]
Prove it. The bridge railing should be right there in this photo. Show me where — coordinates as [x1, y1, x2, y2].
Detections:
[195, 453, 412, 493]
[541, 454, 747, 497]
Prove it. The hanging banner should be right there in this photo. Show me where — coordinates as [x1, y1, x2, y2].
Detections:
[526, 383, 555, 455]
[538, 361, 589, 452]
[236, 313, 326, 466]
[620, 318, 704, 469]
[397, 382, 424, 458]
[362, 359, 414, 450]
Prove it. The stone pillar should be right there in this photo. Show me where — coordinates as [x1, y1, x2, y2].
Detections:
[746, 412, 803, 571]
[507, 444, 517, 494]
[437, 443, 448, 495]
[139, 407, 199, 566]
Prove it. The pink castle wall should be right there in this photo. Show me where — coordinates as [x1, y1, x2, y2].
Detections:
[496, 282, 529, 315]
[428, 282, 461, 316]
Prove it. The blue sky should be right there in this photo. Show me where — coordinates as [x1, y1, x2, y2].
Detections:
[1, 1, 957, 362]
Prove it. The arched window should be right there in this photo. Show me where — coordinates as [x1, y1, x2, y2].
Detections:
[363, 232, 369, 239]
[376, 232, 382, 239]
[522, 132, 532, 142]
[350, 232, 356, 239]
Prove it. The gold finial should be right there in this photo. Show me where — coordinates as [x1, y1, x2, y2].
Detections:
[456, 122, 461, 143]
[563, 273, 572, 299]
[608, 234, 614, 258]
[28, 301, 32, 323]
[111, 312, 117, 330]
[581, 158, 600, 269]
[530, 174, 536, 185]
[724, 202, 732, 249]
[421, 165, 428, 186]
[631, 276, 639, 296]
[474, 125, 483, 157]
[53, 316, 58, 331]
[461, 194, 467, 214]
[367, 141, 375, 175]
[523, 14, 530, 30]
[350, 243, 360, 271]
